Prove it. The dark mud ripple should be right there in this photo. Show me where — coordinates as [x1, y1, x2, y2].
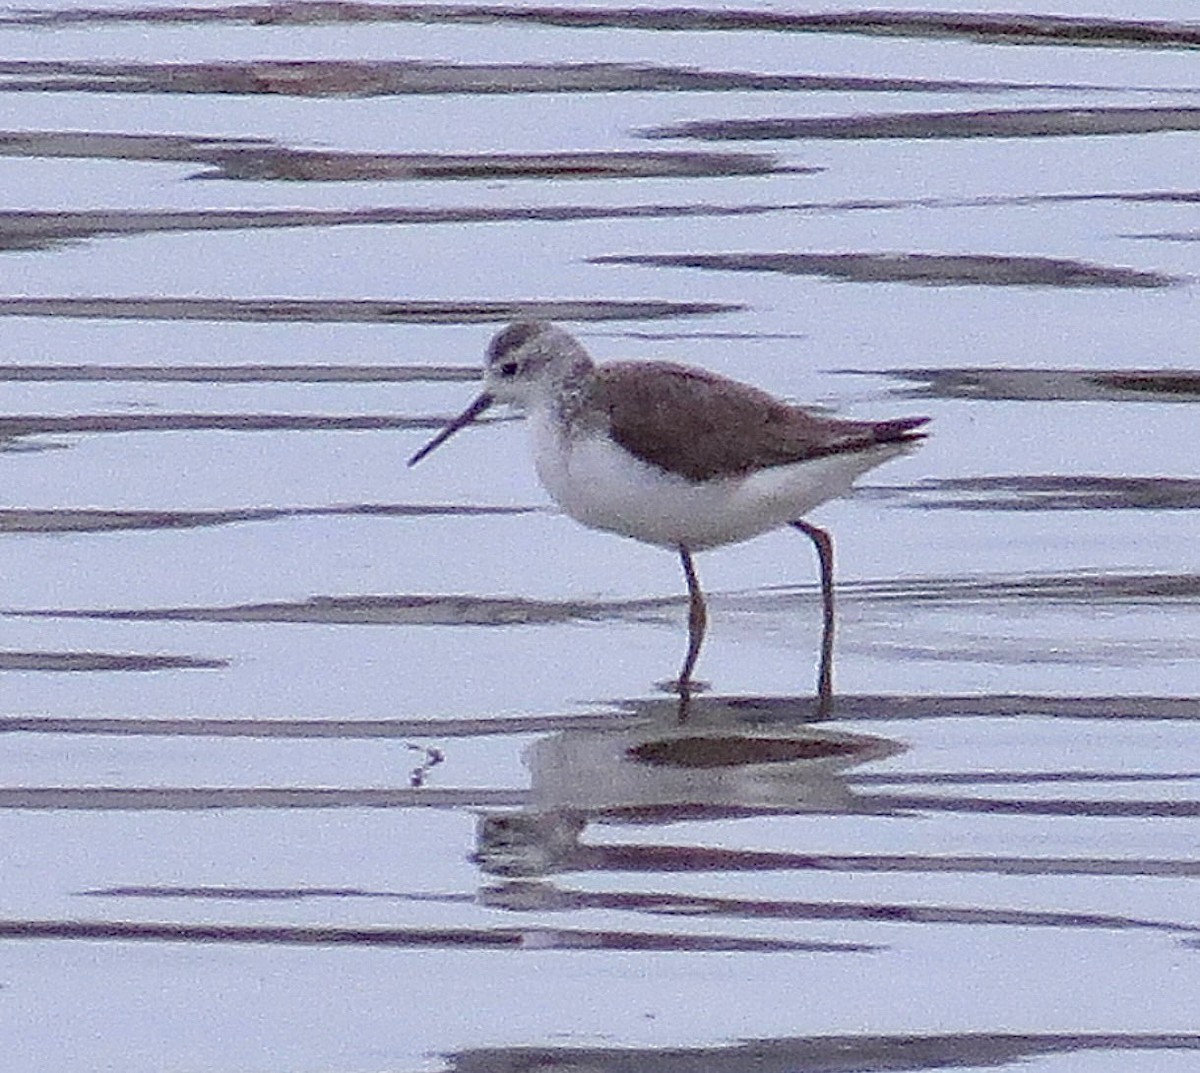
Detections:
[445, 1032, 1200, 1073]
[0, 59, 1087, 97]
[484, 883, 1200, 933]
[0, 503, 534, 534]
[202, 148, 791, 182]
[0, 918, 854, 953]
[594, 252, 1178, 288]
[0, 651, 224, 671]
[0, 131, 788, 181]
[5, 5, 1199, 51]
[1131, 229, 1200, 243]
[82, 838, 1200, 883]
[644, 106, 1200, 141]
[0, 296, 739, 324]
[894, 476, 1200, 512]
[2, 592, 675, 626]
[0, 203, 810, 253]
[0, 408, 519, 448]
[6, 194, 1195, 254]
[6, 572, 1195, 626]
[874, 367, 1200, 402]
[0, 362, 478, 383]
[2, 694, 1196, 740]
[507, 843, 1200, 881]
[0, 786, 529, 810]
[0, 414, 487, 445]
[837, 571, 1200, 605]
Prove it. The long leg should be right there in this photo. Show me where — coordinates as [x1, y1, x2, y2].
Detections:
[790, 520, 834, 717]
[677, 546, 706, 722]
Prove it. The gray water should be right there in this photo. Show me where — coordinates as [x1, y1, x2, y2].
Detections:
[1, 3, 1199, 1071]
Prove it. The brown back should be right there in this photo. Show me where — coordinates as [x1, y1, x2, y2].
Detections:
[592, 361, 927, 482]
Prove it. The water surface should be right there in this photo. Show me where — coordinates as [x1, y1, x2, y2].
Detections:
[0, 3, 1197, 1071]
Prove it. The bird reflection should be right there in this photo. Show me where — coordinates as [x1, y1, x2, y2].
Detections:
[474, 697, 902, 880]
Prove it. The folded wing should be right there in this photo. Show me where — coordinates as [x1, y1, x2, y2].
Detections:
[595, 361, 928, 482]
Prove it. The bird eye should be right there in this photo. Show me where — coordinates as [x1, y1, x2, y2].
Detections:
[499, 361, 519, 377]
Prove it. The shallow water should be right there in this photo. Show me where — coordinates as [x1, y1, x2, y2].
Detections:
[0, 3, 1198, 1071]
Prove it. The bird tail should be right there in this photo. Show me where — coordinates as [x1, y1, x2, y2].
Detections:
[872, 415, 930, 445]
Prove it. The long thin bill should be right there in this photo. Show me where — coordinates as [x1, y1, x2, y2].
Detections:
[407, 392, 494, 466]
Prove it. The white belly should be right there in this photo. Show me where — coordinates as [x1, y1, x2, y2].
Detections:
[529, 406, 905, 551]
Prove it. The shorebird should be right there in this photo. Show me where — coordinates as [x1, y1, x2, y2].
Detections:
[410, 321, 928, 716]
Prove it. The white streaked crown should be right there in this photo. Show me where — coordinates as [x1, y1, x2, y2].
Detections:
[482, 320, 592, 408]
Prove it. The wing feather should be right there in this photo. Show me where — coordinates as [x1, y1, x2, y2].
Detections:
[593, 362, 926, 482]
